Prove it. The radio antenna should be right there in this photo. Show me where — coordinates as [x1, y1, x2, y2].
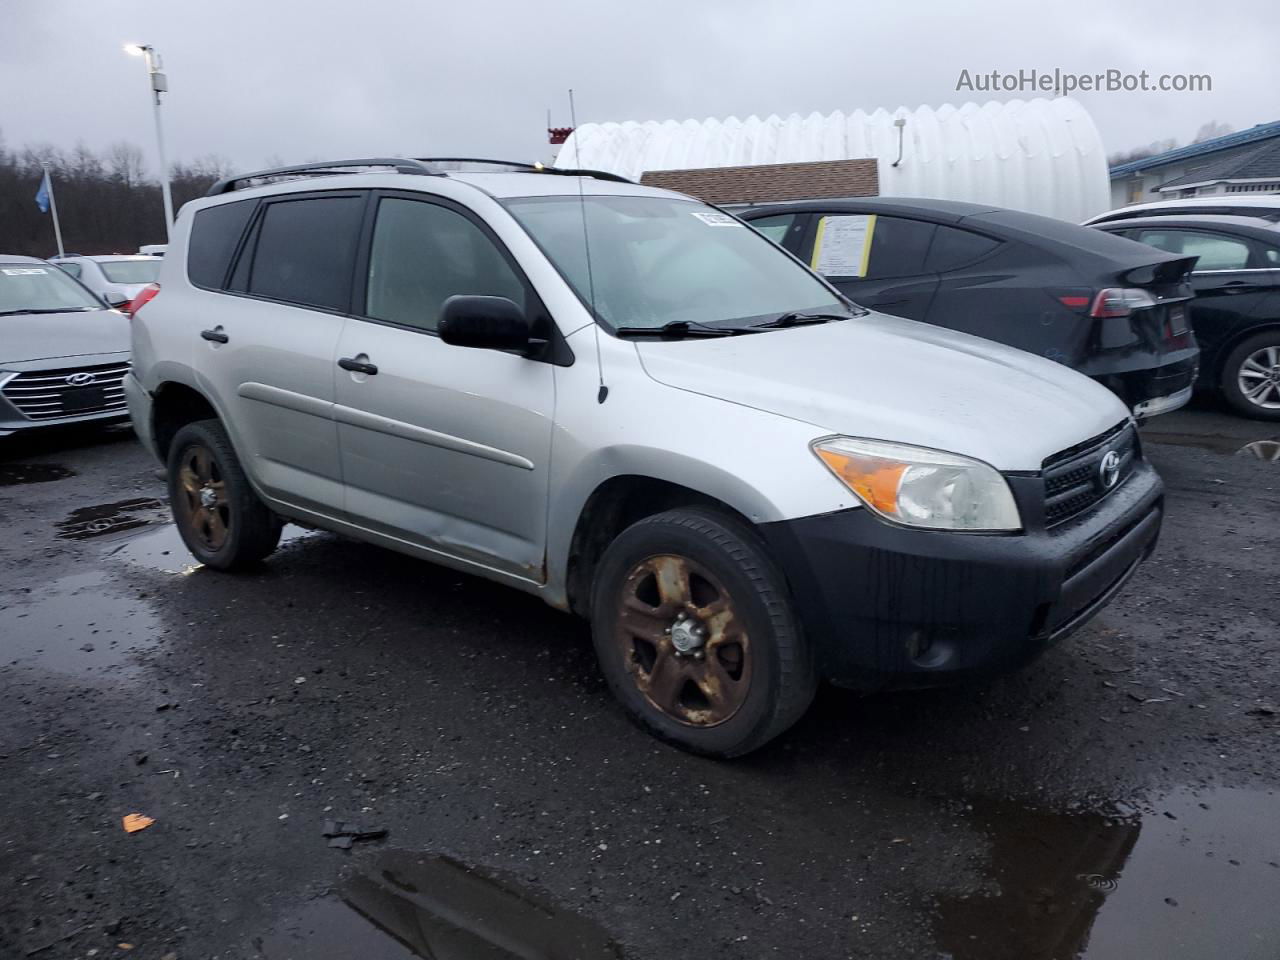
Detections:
[568, 88, 608, 404]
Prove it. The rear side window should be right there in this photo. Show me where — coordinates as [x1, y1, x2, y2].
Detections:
[364, 197, 526, 332]
[864, 216, 936, 280]
[1133, 229, 1251, 271]
[188, 199, 256, 290]
[56, 262, 83, 279]
[926, 225, 1002, 272]
[246, 195, 364, 311]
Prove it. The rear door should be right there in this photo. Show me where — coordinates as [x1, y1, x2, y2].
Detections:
[794, 213, 939, 319]
[1129, 227, 1273, 364]
[332, 191, 555, 581]
[192, 191, 364, 517]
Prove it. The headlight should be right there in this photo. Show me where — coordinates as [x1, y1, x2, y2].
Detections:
[812, 437, 1021, 532]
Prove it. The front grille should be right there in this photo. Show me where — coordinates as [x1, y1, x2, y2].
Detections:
[1042, 421, 1137, 528]
[2, 361, 130, 421]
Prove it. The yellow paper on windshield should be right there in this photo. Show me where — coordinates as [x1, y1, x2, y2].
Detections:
[811, 215, 875, 277]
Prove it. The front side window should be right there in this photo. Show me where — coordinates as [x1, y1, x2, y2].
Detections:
[504, 196, 845, 331]
[365, 198, 526, 332]
[1135, 230, 1251, 271]
[247, 195, 364, 311]
[98, 260, 162, 285]
[0, 264, 103, 314]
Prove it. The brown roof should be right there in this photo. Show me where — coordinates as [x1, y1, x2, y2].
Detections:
[640, 158, 879, 204]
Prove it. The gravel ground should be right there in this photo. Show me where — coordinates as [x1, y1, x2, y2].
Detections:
[1, 403, 1277, 960]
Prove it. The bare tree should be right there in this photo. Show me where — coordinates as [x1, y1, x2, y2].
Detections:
[107, 141, 148, 188]
[1192, 121, 1233, 144]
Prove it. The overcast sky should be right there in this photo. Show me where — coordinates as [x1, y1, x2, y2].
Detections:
[2, 0, 1276, 177]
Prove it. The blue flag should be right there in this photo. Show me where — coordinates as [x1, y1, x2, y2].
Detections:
[35, 172, 51, 213]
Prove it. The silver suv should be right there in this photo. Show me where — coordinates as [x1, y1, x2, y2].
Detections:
[126, 158, 1164, 757]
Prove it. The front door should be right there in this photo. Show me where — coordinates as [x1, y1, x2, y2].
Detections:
[795, 212, 940, 319]
[333, 192, 555, 582]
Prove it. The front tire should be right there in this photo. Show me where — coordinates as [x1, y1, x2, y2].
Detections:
[1220, 331, 1280, 420]
[589, 508, 816, 758]
[167, 419, 282, 570]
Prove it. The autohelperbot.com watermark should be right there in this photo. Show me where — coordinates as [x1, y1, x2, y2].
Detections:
[956, 68, 1212, 96]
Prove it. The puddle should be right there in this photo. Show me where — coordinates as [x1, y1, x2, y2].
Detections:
[934, 786, 1280, 960]
[260, 851, 625, 959]
[0, 570, 160, 677]
[0, 462, 75, 485]
[107, 521, 317, 574]
[56, 497, 168, 541]
[1146, 432, 1280, 461]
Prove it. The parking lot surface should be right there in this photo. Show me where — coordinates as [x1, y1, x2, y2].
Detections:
[1, 404, 1277, 959]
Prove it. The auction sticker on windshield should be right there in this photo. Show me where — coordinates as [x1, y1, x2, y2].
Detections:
[690, 211, 740, 226]
[2, 268, 49, 275]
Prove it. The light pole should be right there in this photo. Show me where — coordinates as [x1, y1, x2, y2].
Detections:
[124, 43, 175, 240]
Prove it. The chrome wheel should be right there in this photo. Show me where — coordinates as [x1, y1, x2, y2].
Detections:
[1237, 345, 1280, 410]
[615, 554, 751, 727]
[176, 443, 231, 551]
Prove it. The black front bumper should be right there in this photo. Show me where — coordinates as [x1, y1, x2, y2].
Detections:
[761, 461, 1163, 691]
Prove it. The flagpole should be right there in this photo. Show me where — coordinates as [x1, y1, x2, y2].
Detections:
[42, 162, 66, 258]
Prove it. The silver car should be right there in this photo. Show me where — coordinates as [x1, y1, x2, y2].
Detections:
[125, 159, 1165, 757]
[51, 254, 162, 307]
[1, 256, 131, 436]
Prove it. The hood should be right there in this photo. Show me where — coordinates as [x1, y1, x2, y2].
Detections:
[635, 313, 1129, 472]
[1, 309, 131, 364]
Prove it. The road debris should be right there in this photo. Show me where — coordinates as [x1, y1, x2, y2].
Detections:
[122, 814, 154, 833]
[322, 819, 388, 850]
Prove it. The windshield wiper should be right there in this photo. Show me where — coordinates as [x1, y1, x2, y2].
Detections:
[0, 307, 94, 316]
[614, 320, 757, 339]
[753, 311, 852, 329]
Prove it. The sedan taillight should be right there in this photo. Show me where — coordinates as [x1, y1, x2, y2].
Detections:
[123, 283, 160, 317]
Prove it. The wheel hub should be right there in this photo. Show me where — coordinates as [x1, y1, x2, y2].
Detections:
[199, 486, 217, 508]
[668, 613, 706, 656]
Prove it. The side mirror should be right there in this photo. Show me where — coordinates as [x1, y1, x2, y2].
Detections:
[438, 296, 533, 353]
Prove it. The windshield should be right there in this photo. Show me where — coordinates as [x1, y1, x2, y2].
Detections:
[0, 264, 103, 314]
[98, 259, 161, 284]
[503, 195, 849, 331]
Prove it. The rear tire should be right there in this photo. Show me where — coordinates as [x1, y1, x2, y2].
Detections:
[1220, 331, 1280, 420]
[589, 508, 816, 758]
[166, 419, 282, 569]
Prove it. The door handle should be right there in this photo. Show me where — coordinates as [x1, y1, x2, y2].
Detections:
[200, 327, 229, 344]
[338, 356, 378, 376]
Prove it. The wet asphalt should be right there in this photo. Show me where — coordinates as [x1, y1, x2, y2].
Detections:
[0, 402, 1277, 960]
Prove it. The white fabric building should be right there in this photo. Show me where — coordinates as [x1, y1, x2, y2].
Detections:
[555, 98, 1109, 223]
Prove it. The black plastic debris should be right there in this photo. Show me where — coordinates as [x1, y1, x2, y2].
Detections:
[322, 819, 388, 850]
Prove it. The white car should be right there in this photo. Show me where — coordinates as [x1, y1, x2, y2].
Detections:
[1085, 195, 1280, 226]
[51, 255, 163, 307]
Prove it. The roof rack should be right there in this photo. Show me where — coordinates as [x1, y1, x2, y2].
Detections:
[204, 156, 635, 197]
[205, 158, 442, 196]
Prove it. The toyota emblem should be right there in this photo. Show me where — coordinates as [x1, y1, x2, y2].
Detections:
[1098, 450, 1122, 490]
[65, 372, 96, 386]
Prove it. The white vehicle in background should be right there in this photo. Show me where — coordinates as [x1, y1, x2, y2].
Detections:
[138, 244, 167, 256]
[51, 254, 164, 307]
[1085, 195, 1280, 226]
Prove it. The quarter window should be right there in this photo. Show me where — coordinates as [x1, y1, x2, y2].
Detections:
[188, 199, 256, 290]
[56, 262, 83, 279]
[925, 225, 1002, 272]
[364, 198, 526, 332]
[246, 195, 364, 311]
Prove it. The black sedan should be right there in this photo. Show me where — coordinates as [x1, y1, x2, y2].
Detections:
[739, 198, 1201, 419]
[1093, 214, 1280, 420]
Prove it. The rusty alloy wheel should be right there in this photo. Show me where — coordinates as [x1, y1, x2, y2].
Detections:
[615, 554, 751, 726]
[175, 443, 232, 552]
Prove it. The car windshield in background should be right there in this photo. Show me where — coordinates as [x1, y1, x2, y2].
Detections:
[98, 259, 161, 284]
[0, 265, 103, 315]
[503, 196, 850, 332]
